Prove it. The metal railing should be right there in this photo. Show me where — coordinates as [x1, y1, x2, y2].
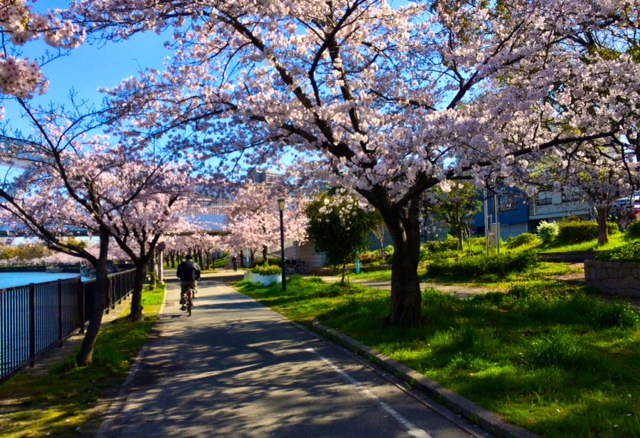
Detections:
[0, 269, 136, 382]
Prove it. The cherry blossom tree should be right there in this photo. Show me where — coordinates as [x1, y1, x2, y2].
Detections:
[0, 95, 201, 361]
[223, 181, 308, 266]
[0, 1, 84, 100]
[541, 144, 637, 245]
[70, 0, 640, 326]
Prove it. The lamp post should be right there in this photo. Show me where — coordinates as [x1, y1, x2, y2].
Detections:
[277, 198, 286, 291]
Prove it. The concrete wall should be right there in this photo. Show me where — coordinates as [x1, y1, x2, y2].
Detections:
[584, 260, 640, 297]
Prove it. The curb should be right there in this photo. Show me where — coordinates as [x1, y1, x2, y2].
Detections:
[311, 321, 539, 438]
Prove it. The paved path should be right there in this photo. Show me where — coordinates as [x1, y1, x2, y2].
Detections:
[98, 272, 490, 438]
[321, 276, 498, 299]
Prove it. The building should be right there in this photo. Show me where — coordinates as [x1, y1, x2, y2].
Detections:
[472, 188, 595, 241]
[528, 189, 595, 229]
[473, 189, 530, 240]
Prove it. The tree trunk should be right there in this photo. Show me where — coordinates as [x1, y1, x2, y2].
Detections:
[76, 228, 110, 366]
[596, 206, 609, 246]
[374, 195, 423, 327]
[239, 250, 246, 268]
[129, 260, 149, 322]
[262, 245, 268, 264]
[148, 252, 157, 291]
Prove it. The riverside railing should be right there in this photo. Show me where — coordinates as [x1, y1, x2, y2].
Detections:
[0, 269, 136, 382]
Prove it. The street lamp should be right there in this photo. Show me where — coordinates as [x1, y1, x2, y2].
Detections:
[277, 198, 286, 291]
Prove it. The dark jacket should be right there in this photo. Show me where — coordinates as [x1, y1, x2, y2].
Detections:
[177, 260, 201, 281]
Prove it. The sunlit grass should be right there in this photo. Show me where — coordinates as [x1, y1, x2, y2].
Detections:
[237, 277, 640, 437]
[0, 284, 165, 437]
[538, 232, 626, 253]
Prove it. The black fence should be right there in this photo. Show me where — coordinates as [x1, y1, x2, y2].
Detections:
[0, 269, 136, 382]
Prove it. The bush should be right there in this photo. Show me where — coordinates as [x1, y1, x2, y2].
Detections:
[557, 221, 597, 244]
[505, 233, 540, 249]
[536, 221, 559, 243]
[251, 264, 282, 275]
[597, 241, 640, 262]
[253, 258, 282, 267]
[625, 221, 640, 240]
[359, 250, 385, 264]
[423, 237, 460, 253]
[425, 250, 540, 279]
[556, 221, 619, 244]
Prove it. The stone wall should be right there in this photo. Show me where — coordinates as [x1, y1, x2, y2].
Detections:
[584, 260, 640, 297]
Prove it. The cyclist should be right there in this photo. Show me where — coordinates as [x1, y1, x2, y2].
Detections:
[177, 254, 201, 311]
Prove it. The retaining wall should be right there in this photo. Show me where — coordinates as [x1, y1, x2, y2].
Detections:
[584, 260, 640, 297]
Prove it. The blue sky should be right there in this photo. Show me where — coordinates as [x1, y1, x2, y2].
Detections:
[4, 28, 169, 134]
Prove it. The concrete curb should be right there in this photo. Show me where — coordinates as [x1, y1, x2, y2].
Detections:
[311, 321, 539, 438]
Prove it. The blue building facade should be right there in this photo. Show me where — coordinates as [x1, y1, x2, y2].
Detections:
[473, 189, 530, 240]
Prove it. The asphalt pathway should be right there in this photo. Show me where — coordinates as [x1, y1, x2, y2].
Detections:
[97, 272, 491, 438]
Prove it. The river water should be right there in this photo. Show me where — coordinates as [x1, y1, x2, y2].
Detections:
[0, 272, 86, 289]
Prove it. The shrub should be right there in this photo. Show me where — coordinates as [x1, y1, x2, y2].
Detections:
[556, 221, 619, 244]
[557, 221, 598, 244]
[625, 221, 640, 240]
[423, 237, 460, 253]
[536, 221, 559, 243]
[597, 241, 640, 262]
[505, 233, 540, 249]
[425, 250, 540, 279]
[359, 250, 385, 264]
[253, 258, 282, 267]
[251, 264, 282, 275]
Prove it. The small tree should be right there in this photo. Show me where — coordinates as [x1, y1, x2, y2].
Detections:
[306, 190, 380, 282]
[428, 181, 482, 251]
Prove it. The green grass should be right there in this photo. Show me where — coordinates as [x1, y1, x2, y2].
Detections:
[349, 269, 392, 281]
[0, 284, 165, 437]
[237, 276, 640, 437]
[538, 233, 626, 253]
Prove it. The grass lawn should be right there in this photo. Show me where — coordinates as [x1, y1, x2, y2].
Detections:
[237, 275, 640, 437]
[0, 284, 165, 437]
[538, 232, 627, 253]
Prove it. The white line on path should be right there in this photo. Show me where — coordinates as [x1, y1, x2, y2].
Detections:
[306, 348, 433, 438]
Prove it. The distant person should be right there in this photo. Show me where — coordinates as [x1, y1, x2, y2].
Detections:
[177, 255, 201, 310]
[231, 255, 238, 271]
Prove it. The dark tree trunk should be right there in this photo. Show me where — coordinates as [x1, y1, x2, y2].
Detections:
[371, 193, 423, 327]
[148, 252, 157, 290]
[239, 250, 246, 268]
[129, 262, 148, 322]
[262, 245, 268, 264]
[596, 206, 609, 246]
[76, 228, 110, 366]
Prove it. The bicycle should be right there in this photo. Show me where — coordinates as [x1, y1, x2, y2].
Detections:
[182, 285, 195, 316]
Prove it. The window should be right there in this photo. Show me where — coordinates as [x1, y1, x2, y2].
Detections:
[498, 195, 517, 211]
[536, 192, 553, 206]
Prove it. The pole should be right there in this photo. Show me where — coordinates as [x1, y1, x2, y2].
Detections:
[494, 193, 500, 254]
[484, 190, 489, 255]
[279, 205, 286, 291]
